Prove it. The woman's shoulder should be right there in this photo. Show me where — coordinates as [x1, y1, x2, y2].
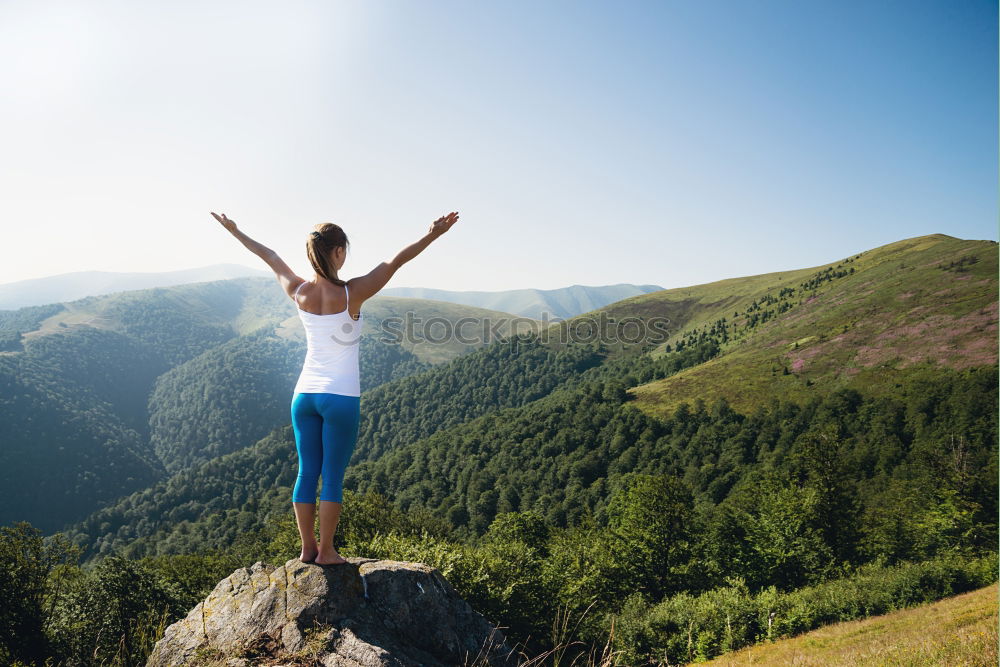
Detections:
[344, 274, 382, 303]
[344, 277, 365, 297]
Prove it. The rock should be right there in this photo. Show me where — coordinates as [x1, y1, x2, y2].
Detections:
[146, 557, 520, 667]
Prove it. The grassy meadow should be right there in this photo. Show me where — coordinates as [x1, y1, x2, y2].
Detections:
[700, 584, 998, 667]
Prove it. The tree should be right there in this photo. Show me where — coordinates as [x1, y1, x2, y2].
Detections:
[0, 521, 81, 665]
[483, 510, 551, 555]
[786, 421, 861, 564]
[704, 471, 835, 591]
[53, 555, 187, 667]
[605, 473, 695, 600]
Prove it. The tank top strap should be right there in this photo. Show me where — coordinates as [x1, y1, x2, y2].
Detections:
[294, 280, 307, 296]
[344, 283, 350, 311]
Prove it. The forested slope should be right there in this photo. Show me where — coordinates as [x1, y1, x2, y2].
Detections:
[1, 278, 525, 531]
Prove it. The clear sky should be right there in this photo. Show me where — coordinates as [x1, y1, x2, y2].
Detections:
[1, 0, 996, 291]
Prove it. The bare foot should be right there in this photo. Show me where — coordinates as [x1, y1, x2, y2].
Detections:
[314, 548, 348, 565]
[300, 545, 318, 563]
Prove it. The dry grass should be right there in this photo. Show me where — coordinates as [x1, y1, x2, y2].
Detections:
[701, 584, 998, 667]
[467, 600, 624, 667]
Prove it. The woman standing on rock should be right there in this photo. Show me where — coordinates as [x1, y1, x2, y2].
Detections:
[212, 210, 460, 564]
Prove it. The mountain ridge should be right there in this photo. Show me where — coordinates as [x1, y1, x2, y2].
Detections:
[380, 282, 664, 319]
[0, 263, 271, 310]
[604, 233, 998, 416]
[37, 232, 999, 559]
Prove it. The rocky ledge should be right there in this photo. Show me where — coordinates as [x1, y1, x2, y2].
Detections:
[146, 556, 520, 667]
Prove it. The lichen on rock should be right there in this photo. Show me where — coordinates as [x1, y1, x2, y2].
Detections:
[146, 557, 518, 667]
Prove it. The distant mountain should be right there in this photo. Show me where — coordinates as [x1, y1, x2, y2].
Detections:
[57, 233, 997, 562]
[0, 276, 536, 533]
[0, 263, 271, 310]
[380, 283, 664, 320]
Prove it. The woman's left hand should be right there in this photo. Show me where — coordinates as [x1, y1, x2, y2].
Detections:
[211, 211, 237, 233]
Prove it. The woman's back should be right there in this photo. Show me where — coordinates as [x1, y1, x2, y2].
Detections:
[293, 280, 363, 397]
[294, 279, 363, 320]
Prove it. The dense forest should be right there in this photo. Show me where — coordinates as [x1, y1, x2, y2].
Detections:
[0, 234, 996, 666]
[352, 357, 997, 554]
[146, 329, 429, 474]
[2, 350, 994, 664]
[0, 328, 166, 533]
[0, 280, 509, 532]
[55, 334, 714, 562]
[0, 325, 435, 532]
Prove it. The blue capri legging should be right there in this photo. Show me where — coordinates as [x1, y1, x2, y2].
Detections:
[290, 392, 361, 503]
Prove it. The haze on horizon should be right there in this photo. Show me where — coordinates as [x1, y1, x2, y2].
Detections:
[1, 0, 995, 292]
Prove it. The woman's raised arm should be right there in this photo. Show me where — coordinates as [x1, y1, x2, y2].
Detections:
[211, 211, 302, 296]
[350, 211, 459, 302]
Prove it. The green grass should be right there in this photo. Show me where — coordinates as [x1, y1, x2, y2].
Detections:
[701, 584, 998, 667]
[557, 233, 999, 418]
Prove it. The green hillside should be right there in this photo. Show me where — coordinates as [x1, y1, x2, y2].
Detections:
[17, 276, 539, 364]
[349, 357, 996, 545]
[700, 584, 997, 666]
[59, 334, 609, 560]
[584, 234, 999, 417]
[1, 277, 533, 533]
[59, 335, 996, 572]
[55, 233, 997, 557]
[0, 263, 271, 310]
[9, 233, 996, 667]
[59, 424, 301, 562]
[0, 328, 166, 533]
[475, 236, 995, 416]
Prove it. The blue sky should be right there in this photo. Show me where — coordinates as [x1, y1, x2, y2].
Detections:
[1, 0, 995, 291]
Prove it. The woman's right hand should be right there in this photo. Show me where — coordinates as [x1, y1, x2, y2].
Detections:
[429, 211, 459, 237]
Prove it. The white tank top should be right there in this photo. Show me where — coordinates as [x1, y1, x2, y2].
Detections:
[292, 280, 363, 396]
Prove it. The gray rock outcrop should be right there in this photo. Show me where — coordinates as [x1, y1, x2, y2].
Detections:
[146, 556, 521, 667]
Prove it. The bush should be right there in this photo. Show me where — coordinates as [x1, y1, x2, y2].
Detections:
[610, 551, 998, 665]
[0, 522, 82, 665]
[47, 555, 188, 666]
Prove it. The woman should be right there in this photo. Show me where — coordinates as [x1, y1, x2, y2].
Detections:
[212, 210, 460, 564]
